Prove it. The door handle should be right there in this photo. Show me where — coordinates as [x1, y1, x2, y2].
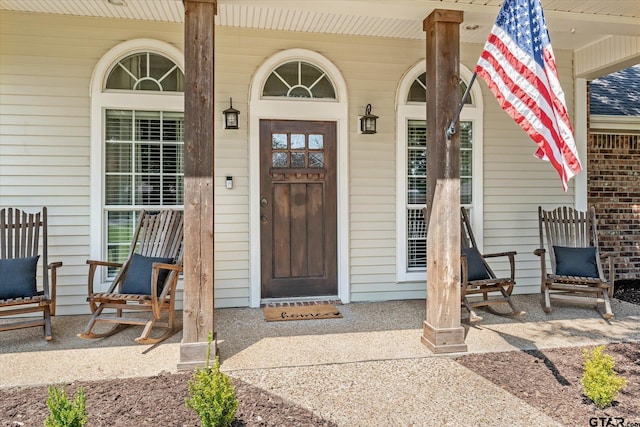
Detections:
[261, 198, 268, 207]
[260, 215, 268, 224]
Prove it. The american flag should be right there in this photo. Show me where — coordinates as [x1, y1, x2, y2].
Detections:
[475, 0, 582, 191]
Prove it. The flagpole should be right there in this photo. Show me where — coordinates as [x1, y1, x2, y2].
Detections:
[445, 72, 477, 140]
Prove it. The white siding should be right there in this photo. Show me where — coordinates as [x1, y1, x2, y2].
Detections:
[1, 10, 580, 311]
[575, 36, 640, 79]
[0, 11, 187, 314]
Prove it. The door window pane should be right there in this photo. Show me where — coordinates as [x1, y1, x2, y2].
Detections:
[273, 152, 288, 167]
[272, 134, 287, 149]
[309, 153, 324, 168]
[309, 134, 323, 149]
[291, 153, 306, 167]
[291, 134, 306, 149]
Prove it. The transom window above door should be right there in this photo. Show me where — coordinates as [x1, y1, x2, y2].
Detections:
[262, 61, 336, 99]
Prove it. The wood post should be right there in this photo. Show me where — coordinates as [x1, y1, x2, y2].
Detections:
[179, 0, 217, 370]
[421, 9, 467, 354]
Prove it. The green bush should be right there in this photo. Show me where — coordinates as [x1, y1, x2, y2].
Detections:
[44, 385, 88, 427]
[581, 345, 627, 409]
[185, 332, 238, 427]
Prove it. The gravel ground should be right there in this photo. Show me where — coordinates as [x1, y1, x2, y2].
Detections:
[1, 282, 638, 426]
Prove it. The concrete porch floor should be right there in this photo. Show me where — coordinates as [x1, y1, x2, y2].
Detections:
[1, 294, 639, 425]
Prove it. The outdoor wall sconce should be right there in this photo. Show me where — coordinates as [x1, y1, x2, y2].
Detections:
[223, 98, 240, 129]
[360, 104, 378, 134]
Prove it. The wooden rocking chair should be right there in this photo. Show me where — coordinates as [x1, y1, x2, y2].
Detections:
[535, 206, 614, 319]
[460, 208, 524, 322]
[78, 210, 184, 344]
[1, 207, 62, 340]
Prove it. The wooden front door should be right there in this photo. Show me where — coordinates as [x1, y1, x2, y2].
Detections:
[260, 120, 337, 299]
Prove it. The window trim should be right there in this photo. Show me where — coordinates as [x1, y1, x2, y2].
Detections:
[90, 39, 184, 290]
[395, 61, 483, 282]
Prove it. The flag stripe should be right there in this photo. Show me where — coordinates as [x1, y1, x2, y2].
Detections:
[475, 0, 582, 191]
[478, 29, 575, 171]
[476, 31, 570, 172]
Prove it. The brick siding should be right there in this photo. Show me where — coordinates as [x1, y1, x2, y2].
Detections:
[588, 132, 640, 279]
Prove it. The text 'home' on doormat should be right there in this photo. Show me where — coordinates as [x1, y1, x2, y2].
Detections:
[263, 304, 343, 322]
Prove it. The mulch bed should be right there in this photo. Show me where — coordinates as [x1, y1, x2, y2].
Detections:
[1, 280, 638, 426]
[613, 279, 640, 305]
[0, 375, 337, 426]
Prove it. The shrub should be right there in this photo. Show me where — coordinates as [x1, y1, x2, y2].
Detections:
[185, 332, 238, 427]
[581, 345, 627, 409]
[44, 385, 88, 427]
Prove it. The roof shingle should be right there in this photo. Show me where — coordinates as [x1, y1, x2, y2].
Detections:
[590, 65, 640, 116]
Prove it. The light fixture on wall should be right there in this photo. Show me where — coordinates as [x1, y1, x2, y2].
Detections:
[223, 98, 240, 129]
[107, 0, 127, 6]
[360, 104, 378, 134]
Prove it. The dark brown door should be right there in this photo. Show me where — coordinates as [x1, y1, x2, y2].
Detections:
[260, 120, 337, 299]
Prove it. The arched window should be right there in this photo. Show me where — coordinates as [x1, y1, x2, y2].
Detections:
[407, 72, 473, 105]
[106, 52, 184, 92]
[262, 61, 336, 99]
[90, 40, 185, 283]
[396, 63, 483, 282]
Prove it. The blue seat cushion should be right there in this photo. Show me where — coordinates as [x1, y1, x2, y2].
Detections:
[553, 246, 599, 278]
[0, 256, 39, 299]
[462, 247, 491, 281]
[121, 253, 174, 295]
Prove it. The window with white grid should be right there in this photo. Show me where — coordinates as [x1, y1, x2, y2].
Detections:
[96, 49, 185, 279]
[396, 63, 483, 281]
[103, 109, 184, 277]
[405, 119, 473, 270]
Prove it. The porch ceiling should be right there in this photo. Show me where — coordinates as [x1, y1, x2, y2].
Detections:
[1, 0, 638, 51]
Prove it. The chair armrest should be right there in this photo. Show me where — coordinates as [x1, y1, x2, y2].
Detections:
[47, 261, 63, 316]
[86, 259, 123, 296]
[460, 254, 469, 286]
[153, 262, 183, 272]
[482, 251, 517, 281]
[86, 259, 123, 268]
[597, 252, 615, 296]
[152, 262, 184, 294]
[150, 262, 184, 315]
[533, 248, 547, 293]
[482, 251, 517, 259]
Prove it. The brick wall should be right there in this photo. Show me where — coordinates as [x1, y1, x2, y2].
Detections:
[588, 132, 640, 279]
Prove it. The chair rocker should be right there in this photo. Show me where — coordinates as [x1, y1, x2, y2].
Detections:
[535, 206, 614, 319]
[1, 207, 62, 340]
[78, 210, 184, 344]
[460, 208, 524, 322]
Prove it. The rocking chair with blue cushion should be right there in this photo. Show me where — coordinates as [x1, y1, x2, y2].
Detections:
[0, 207, 63, 340]
[460, 207, 524, 322]
[78, 210, 184, 344]
[535, 206, 614, 319]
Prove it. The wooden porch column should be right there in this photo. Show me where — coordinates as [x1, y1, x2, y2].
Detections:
[421, 9, 467, 354]
[179, 0, 217, 370]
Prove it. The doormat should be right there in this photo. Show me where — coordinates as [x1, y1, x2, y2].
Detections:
[263, 304, 343, 322]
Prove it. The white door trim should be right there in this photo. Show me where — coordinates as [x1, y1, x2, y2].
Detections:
[248, 49, 350, 307]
